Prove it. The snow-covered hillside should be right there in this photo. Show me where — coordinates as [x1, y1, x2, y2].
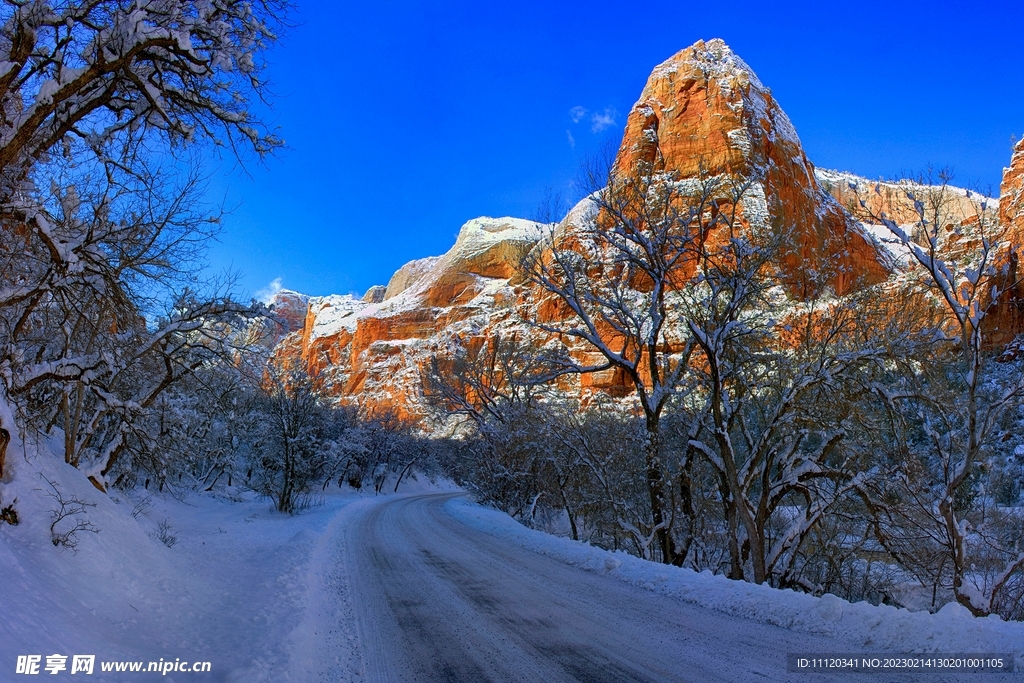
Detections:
[0, 444, 368, 681]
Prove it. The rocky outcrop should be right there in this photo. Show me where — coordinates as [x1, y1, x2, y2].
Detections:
[1001, 138, 1024, 242]
[274, 218, 543, 420]
[250, 289, 309, 349]
[614, 39, 888, 296]
[818, 170, 989, 228]
[384, 256, 442, 300]
[267, 290, 309, 335]
[988, 138, 1024, 346]
[362, 285, 386, 303]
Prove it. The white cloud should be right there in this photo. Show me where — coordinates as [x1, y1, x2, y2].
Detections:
[256, 277, 283, 304]
[566, 129, 576, 149]
[569, 105, 587, 124]
[591, 107, 618, 133]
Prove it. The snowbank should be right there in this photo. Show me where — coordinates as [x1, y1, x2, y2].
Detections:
[0, 442, 369, 682]
[445, 499, 1024, 666]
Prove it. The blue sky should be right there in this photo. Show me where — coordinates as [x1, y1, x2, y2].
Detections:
[205, 0, 1024, 300]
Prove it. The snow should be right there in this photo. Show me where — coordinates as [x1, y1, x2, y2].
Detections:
[0, 443, 369, 682]
[445, 498, 1024, 664]
[0, 423, 476, 682]
[859, 220, 917, 265]
[307, 295, 367, 340]
[452, 216, 544, 255]
[3, 453, 1023, 681]
[739, 180, 771, 234]
[266, 286, 307, 307]
[4, 421, 1021, 681]
[653, 39, 764, 96]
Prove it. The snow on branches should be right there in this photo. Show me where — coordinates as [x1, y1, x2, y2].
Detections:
[0, 0, 289, 490]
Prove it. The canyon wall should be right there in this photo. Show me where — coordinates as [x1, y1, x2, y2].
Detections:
[270, 40, 1024, 419]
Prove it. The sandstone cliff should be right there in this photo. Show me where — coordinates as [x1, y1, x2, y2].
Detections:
[614, 39, 888, 296]
[273, 218, 542, 419]
[1001, 138, 1024, 243]
[988, 138, 1024, 345]
[271, 40, 1024, 420]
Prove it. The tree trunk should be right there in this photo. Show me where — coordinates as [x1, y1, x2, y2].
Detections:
[749, 522, 767, 585]
[645, 412, 675, 564]
[394, 459, 417, 493]
[280, 440, 295, 513]
[715, 471, 743, 579]
[558, 479, 579, 541]
[0, 427, 9, 480]
[941, 495, 985, 615]
[674, 447, 696, 567]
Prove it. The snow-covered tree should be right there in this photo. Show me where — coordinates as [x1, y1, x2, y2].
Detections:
[247, 366, 334, 514]
[0, 0, 288, 490]
[524, 156, 751, 564]
[682, 223, 889, 585]
[852, 173, 1024, 618]
[0, 0, 285, 198]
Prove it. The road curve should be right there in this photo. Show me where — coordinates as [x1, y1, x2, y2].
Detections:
[342, 493, 917, 683]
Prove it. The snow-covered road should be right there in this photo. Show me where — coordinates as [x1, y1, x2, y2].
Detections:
[343, 492, 926, 683]
[5, 465, 1019, 682]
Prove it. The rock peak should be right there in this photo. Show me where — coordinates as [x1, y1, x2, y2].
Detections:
[616, 38, 800, 179]
[615, 39, 886, 296]
[653, 38, 763, 90]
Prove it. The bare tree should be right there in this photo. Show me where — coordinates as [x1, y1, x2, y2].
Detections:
[249, 365, 331, 514]
[0, 0, 288, 489]
[423, 331, 557, 517]
[423, 331, 551, 428]
[0, 160, 258, 488]
[682, 226, 889, 584]
[0, 422, 8, 479]
[524, 155, 749, 564]
[853, 172, 1024, 616]
[0, 0, 286, 198]
[44, 476, 98, 552]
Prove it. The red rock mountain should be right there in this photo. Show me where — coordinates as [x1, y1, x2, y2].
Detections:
[614, 40, 887, 296]
[272, 217, 543, 419]
[270, 39, 1022, 419]
[988, 138, 1024, 344]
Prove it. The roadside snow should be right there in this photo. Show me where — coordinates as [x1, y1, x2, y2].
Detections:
[445, 498, 1024, 666]
[6, 435, 1020, 683]
[0, 447, 373, 682]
